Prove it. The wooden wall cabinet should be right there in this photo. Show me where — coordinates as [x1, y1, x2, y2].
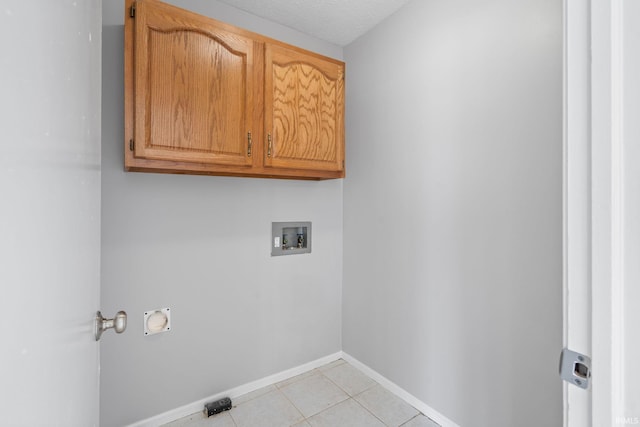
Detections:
[124, 0, 345, 179]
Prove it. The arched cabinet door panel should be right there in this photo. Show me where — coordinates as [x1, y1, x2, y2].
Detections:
[265, 43, 345, 174]
[129, 0, 255, 167]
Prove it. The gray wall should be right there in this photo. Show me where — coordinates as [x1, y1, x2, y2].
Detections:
[101, 2, 343, 426]
[342, 0, 563, 426]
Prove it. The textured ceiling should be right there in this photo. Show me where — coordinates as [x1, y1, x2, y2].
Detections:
[216, 0, 412, 46]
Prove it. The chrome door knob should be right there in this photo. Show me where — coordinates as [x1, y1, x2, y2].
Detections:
[95, 310, 127, 341]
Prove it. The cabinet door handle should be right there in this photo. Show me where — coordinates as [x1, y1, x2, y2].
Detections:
[267, 133, 272, 158]
[247, 132, 252, 157]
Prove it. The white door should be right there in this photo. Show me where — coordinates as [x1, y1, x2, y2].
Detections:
[565, 0, 640, 425]
[0, 1, 102, 426]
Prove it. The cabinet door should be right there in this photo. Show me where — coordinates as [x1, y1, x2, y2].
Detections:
[265, 44, 345, 174]
[131, 0, 255, 167]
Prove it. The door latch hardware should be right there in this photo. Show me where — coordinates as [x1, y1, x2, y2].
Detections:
[559, 348, 591, 389]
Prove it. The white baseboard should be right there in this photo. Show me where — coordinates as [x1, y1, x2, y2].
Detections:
[127, 351, 342, 427]
[341, 352, 460, 427]
[128, 351, 458, 427]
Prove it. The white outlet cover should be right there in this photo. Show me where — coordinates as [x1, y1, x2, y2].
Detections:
[144, 308, 171, 336]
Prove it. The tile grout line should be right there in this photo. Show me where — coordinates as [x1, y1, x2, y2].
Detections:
[309, 363, 388, 426]
[227, 405, 239, 427]
[233, 385, 277, 406]
[271, 384, 307, 426]
[317, 366, 423, 427]
[399, 413, 427, 427]
[318, 362, 378, 398]
[279, 367, 351, 424]
[352, 385, 424, 427]
[279, 361, 374, 426]
[350, 393, 395, 427]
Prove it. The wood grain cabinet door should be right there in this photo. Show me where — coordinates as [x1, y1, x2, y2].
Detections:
[264, 43, 345, 174]
[132, 0, 255, 167]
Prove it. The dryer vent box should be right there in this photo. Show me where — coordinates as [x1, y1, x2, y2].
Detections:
[272, 222, 311, 256]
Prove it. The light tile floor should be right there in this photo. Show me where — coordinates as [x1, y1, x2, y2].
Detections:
[163, 359, 440, 427]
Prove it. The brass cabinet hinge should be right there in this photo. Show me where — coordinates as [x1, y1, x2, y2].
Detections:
[247, 132, 252, 157]
[130, 4, 136, 18]
[129, 139, 135, 151]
